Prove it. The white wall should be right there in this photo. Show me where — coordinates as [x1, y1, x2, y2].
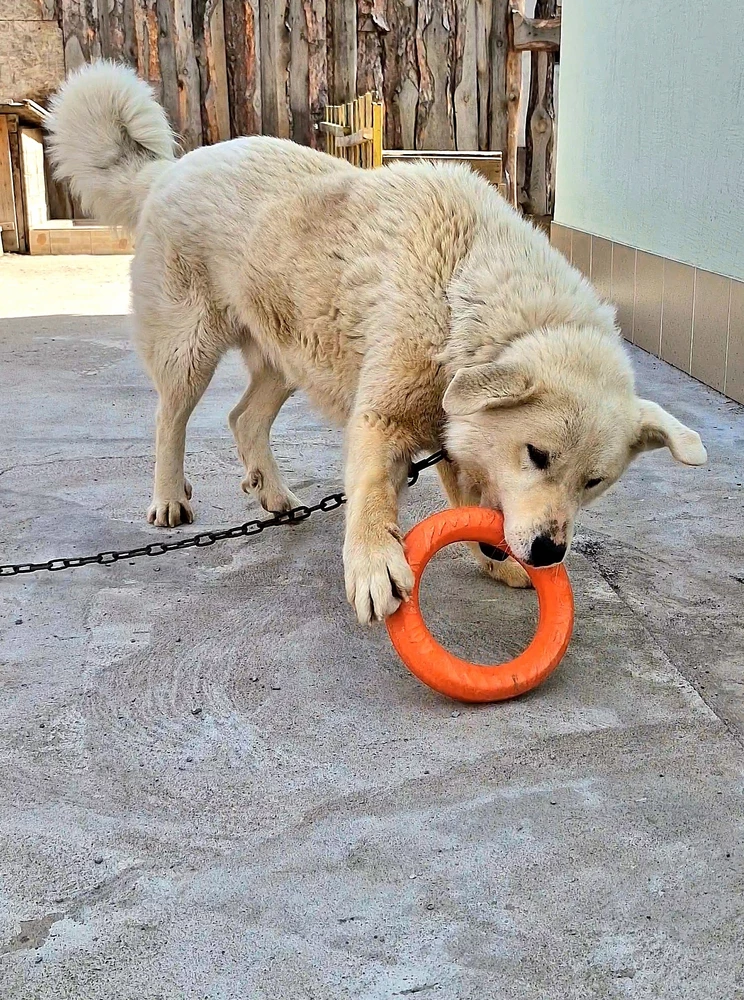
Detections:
[554, 0, 744, 281]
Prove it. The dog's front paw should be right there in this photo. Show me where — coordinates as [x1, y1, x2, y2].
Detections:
[468, 543, 532, 589]
[344, 526, 415, 624]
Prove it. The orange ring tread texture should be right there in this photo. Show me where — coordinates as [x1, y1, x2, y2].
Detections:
[385, 507, 574, 703]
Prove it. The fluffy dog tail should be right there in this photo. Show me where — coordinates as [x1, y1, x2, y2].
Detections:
[47, 61, 176, 229]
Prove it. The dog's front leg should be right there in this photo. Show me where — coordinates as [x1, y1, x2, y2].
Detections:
[343, 412, 415, 624]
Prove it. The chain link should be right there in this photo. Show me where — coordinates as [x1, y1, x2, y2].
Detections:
[0, 451, 445, 578]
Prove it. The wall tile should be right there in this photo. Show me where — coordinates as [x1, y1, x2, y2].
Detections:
[551, 223, 572, 261]
[725, 279, 744, 404]
[590, 236, 613, 304]
[660, 259, 695, 374]
[633, 251, 664, 356]
[611, 243, 636, 342]
[571, 231, 591, 277]
[691, 269, 730, 393]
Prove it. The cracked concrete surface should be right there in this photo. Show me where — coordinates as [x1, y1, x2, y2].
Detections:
[1, 255, 743, 999]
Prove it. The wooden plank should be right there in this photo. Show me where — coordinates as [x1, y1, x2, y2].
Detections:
[504, 0, 524, 206]
[157, 1, 183, 141]
[363, 92, 373, 168]
[20, 127, 48, 231]
[60, 0, 101, 72]
[372, 97, 383, 167]
[288, 0, 310, 145]
[8, 118, 27, 252]
[304, 0, 328, 150]
[329, 0, 355, 104]
[318, 121, 351, 137]
[0, 115, 18, 252]
[98, 0, 137, 64]
[475, 0, 491, 150]
[415, 0, 456, 150]
[512, 11, 560, 52]
[357, 0, 386, 104]
[524, 0, 557, 217]
[381, 0, 418, 150]
[454, 0, 478, 149]
[134, 0, 162, 90]
[488, 0, 510, 155]
[260, 0, 290, 138]
[338, 121, 372, 152]
[173, 0, 203, 149]
[194, 0, 231, 144]
[223, 0, 261, 137]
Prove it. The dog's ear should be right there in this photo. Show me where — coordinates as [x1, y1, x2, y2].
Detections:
[443, 363, 536, 416]
[632, 399, 707, 465]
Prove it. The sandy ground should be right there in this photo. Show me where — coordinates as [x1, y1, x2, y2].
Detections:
[0, 254, 743, 1000]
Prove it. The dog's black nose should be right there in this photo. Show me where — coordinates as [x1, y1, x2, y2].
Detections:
[478, 542, 508, 562]
[529, 535, 566, 567]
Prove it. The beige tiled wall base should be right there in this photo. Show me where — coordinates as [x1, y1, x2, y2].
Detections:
[28, 221, 133, 255]
[551, 223, 744, 404]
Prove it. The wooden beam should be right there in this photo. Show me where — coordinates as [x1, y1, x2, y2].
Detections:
[511, 10, 560, 53]
[335, 127, 373, 148]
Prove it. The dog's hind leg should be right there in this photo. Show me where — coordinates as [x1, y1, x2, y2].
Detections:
[229, 352, 299, 513]
[436, 457, 531, 589]
[137, 314, 220, 528]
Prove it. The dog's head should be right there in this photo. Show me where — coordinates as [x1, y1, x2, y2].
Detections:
[442, 326, 707, 566]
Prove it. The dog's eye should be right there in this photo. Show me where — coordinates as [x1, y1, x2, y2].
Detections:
[527, 444, 550, 470]
[585, 477, 603, 490]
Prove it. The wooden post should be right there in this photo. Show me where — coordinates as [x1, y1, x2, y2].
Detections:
[223, 0, 261, 137]
[260, 0, 291, 138]
[523, 0, 559, 219]
[504, 0, 524, 207]
[329, 0, 356, 104]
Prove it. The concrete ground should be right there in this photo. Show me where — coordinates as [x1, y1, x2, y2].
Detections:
[0, 255, 742, 1000]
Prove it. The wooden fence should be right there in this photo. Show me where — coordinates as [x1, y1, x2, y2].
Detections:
[35, 0, 560, 215]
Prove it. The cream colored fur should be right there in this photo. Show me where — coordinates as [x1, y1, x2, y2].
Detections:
[48, 62, 707, 623]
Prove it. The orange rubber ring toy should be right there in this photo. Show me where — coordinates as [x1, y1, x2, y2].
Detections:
[385, 507, 574, 703]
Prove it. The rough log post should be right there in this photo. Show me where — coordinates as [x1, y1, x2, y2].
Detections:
[134, 0, 162, 92]
[356, 0, 387, 105]
[59, 0, 102, 72]
[193, 0, 230, 144]
[157, 1, 182, 137]
[474, 0, 491, 150]
[453, 0, 478, 149]
[288, 0, 326, 148]
[328, 0, 356, 103]
[504, 0, 524, 206]
[414, 0, 456, 149]
[487, 0, 509, 157]
[381, 0, 418, 150]
[223, 0, 262, 137]
[260, 0, 291, 137]
[523, 0, 557, 218]
[98, 0, 137, 64]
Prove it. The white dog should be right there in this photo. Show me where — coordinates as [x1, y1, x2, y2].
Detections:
[48, 62, 706, 623]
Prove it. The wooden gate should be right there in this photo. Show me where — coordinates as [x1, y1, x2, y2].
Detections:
[318, 93, 384, 168]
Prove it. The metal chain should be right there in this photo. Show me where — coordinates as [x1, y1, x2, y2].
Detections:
[0, 451, 445, 578]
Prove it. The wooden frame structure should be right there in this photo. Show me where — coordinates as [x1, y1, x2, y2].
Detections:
[319, 94, 384, 168]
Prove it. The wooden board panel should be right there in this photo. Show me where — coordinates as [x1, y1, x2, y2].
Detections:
[8, 117, 27, 252]
[0, 117, 17, 244]
[20, 127, 48, 230]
